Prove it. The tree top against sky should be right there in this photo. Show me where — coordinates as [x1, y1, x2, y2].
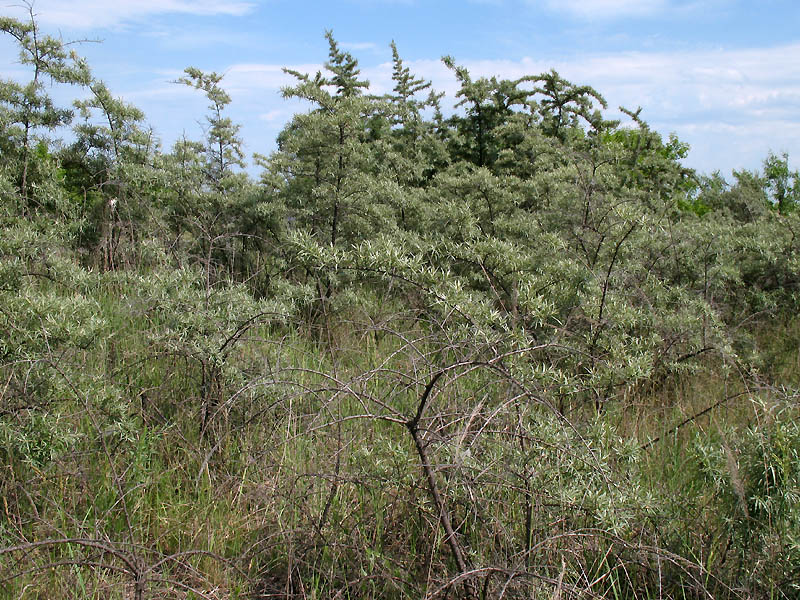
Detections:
[1, 0, 798, 175]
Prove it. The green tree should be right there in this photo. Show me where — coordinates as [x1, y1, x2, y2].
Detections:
[172, 68, 256, 290]
[533, 69, 609, 141]
[177, 67, 245, 187]
[64, 80, 157, 268]
[370, 42, 448, 230]
[442, 57, 535, 169]
[763, 151, 799, 215]
[0, 4, 90, 210]
[270, 31, 393, 249]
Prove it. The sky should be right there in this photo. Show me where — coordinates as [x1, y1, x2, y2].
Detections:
[1, 0, 799, 177]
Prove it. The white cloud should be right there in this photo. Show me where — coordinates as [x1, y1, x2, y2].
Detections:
[4, 0, 256, 29]
[537, 0, 668, 19]
[222, 63, 322, 95]
[532, 0, 723, 20]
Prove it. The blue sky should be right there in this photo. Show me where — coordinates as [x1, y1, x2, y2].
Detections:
[2, 0, 799, 176]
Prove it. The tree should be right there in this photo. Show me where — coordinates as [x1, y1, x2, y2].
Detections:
[388, 40, 439, 129]
[64, 80, 157, 269]
[763, 151, 799, 215]
[370, 42, 448, 229]
[177, 67, 245, 187]
[172, 68, 256, 290]
[532, 69, 609, 142]
[0, 4, 90, 210]
[269, 31, 395, 252]
[442, 57, 535, 169]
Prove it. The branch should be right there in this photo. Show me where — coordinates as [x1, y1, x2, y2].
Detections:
[408, 370, 443, 430]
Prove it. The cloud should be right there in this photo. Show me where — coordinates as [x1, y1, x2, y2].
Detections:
[222, 63, 323, 95]
[538, 0, 666, 18]
[4, 0, 256, 29]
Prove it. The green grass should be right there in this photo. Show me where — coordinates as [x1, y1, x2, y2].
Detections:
[2, 268, 798, 599]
